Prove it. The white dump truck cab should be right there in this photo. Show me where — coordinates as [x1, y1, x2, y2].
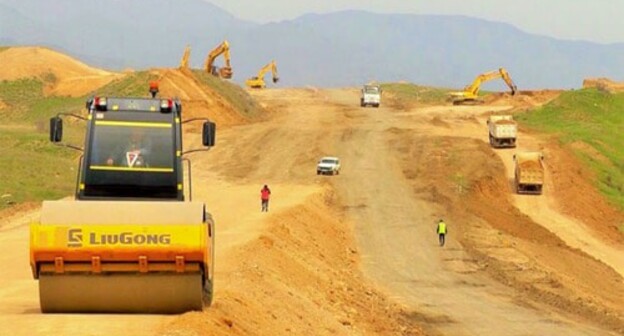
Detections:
[360, 85, 381, 108]
[487, 115, 517, 148]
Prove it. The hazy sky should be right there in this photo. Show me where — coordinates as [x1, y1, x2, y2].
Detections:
[204, 0, 622, 44]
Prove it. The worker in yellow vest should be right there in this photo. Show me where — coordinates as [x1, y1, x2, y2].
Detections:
[437, 219, 447, 246]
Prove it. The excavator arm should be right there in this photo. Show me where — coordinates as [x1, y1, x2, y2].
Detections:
[451, 67, 517, 105]
[204, 40, 233, 79]
[179, 45, 191, 70]
[499, 68, 517, 95]
[245, 60, 279, 89]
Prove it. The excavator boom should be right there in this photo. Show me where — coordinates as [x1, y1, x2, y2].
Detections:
[450, 67, 517, 105]
[245, 60, 279, 89]
[179, 45, 191, 69]
[204, 40, 232, 79]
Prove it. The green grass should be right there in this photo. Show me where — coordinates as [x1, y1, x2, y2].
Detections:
[0, 78, 87, 211]
[0, 128, 77, 210]
[95, 71, 161, 97]
[0, 78, 44, 105]
[0, 78, 84, 122]
[517, 88, 624, 209]
[382, 83, 453, 108]
[29, 96, 84, 120]
[191, 70, 264, 117]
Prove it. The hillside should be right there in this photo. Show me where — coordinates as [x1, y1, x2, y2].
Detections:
[2, 1, 624, 88]
[517, 89, 624, 213]
[0, 47, 121, 96]
[0, 49, 264, 212]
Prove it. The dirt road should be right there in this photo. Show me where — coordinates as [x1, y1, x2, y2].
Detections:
[0, 87, 622, 335]
[395, 104, 624, 278]
[323, 90, 621, 335]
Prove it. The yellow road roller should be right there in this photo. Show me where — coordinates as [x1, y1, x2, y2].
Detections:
[30, 90, 216, 313]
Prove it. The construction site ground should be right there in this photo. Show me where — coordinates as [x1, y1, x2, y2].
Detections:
[0, 62, 623, 334]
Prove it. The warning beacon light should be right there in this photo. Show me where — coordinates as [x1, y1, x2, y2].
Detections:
[149, 81, 159, 98]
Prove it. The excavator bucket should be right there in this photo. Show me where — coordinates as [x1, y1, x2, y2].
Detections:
[30, 200, 214, 313]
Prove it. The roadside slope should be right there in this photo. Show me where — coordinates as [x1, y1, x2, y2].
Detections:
[382, 98, 623, 334]
[0, 47, 122, 97]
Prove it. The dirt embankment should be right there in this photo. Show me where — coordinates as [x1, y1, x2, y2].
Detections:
[0, 47, 123, 97]
[484, 90, 563, 108]
[541, 141, 624, 244]
[157, 88, 428, 336]
[160, 187, 424, 336]
[153, 69, 254, 128]
[583, 78, 624, 93]
[388, 132, 624, 333]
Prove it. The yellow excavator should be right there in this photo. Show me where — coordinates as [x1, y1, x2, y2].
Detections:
[204, 40, 233, 79]
[179, 45, 191, 69]
[450, 67, 517, 105]
[245, 60, 279, 89]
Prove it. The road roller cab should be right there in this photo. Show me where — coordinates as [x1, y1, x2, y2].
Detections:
[30, 88, 217, 313]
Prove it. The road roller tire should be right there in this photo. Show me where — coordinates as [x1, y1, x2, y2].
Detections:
[39, 272, 204, 314]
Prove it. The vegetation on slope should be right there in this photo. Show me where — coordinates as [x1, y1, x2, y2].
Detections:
[0, 78, 81, 210]
[517, 88, 624, 209]
[382, 83, 452, 109]
[95, 71, 160, 97]
[191, 70, 265, 117]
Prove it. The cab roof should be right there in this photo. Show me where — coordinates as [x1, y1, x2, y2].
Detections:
[88, 96, 181, 114]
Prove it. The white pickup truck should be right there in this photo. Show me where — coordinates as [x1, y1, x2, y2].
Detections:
[316, 157, 341, 175]
[360, 85, 381, 108]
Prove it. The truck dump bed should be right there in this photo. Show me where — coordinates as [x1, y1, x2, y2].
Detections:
[514, 152, 544, 194]
[487, 115, 517, 148]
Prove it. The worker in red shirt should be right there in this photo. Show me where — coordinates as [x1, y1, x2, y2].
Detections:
[260, 185, 271, 212]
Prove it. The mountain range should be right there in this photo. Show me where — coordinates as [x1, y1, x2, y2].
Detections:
[2, 0, 624, 89]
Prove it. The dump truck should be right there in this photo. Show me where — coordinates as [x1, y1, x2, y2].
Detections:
[487, 115, 517, 148]
[360, 84, 382, 107]
[30, 87, 217, 313]
[513, 152, 544, 195]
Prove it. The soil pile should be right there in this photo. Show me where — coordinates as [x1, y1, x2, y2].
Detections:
[583, 77, 624, 93]
[0, 47, 122, 97]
